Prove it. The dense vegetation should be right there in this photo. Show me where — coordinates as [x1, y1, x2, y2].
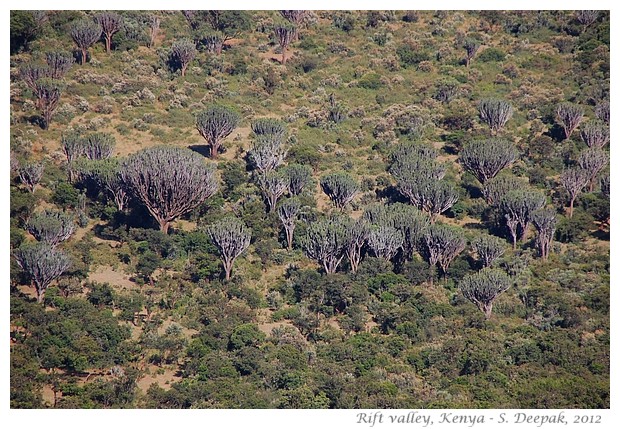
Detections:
[10, 10, 609, 409]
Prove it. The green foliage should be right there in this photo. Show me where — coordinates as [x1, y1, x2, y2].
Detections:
[357, 73, 383, 89]
[10, 11, 39, 54]
[52, 182, 81, 209]
[478, 47, 506, 62]
[396, 44, 430, 67]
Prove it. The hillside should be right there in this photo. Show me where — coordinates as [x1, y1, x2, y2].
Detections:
[9, 10, 610, 409]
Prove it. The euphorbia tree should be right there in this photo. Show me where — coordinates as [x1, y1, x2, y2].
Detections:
[120, 146, 219, 234]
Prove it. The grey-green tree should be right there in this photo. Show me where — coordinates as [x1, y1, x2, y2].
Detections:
[83, 132, 115, 160]
[76, 158, 129, 211]
[459, 139, 518, 184]
[368, 226, 404, 261]
[499, 189, 546, 248]
[280, 10, 307, 40]
[70, 19, 102, 65]
[257, 170, 288, 213]
[95, 12, 123, 54]
[478, 98, 513, 134]
[208, 217, 251, 280]
[169, 39, 197, 77]
[35, 78, 64, 129]
[483, 173, 524, 205]
[196, 106, 240, 159]
[274, 23, 296, 64]
[460, 268, 511, 319]
[277, 198, 302, 250]
[556, 102, 584, 140]
[120, 146, 219, 234]
[581, 121, 609, 149]
[596, 101, 610, 124]
[62, 131, 84, 182]
[251, 118, 287, 139]
[302, 216, 347, 274]
[26, 210, 76, 247]
[464, 38, 481, 67]
[18, 162, 44, 193]
[15, 242, 71, 303]
[423, 224, 466, 280]
[364, 202, 429, 260]
[343, 218, 370, 273]
[560, 168, 589, 218]
[283, 164, 312, 195]
[320, 172, 359, 210]
[531, 208, 557, 260]
[45, 51, 74, 79]
[578, 148, 608, 192]
[248, 135, 288, 174]
[471, 234, 506, 268]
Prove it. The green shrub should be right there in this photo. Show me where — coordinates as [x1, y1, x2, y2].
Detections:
[478, 47, 506, 62]
[396, 44, 430, 67]
[358, 73, 383, 89]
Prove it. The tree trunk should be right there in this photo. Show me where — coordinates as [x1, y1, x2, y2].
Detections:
[181, 63, 187, 77]
[286, 228, 293, 251]
[224, 261, 232, 280]
[105, 34, 112, 53]
[81, 48, 87, 65]
[483, 303, 493, 320]
[43, 109, 51, 130]
[281, 47, 287, 65]
[210, 141, 220, 159]
[569, 198, 575, 218]
[36, 288, 45, 303]
[159, 220, 170, 234]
